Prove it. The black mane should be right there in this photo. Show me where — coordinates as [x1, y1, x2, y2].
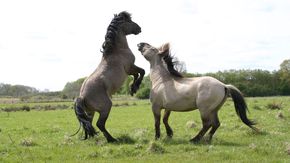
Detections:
[162, 51, 183, 78]
[101, 11, 132, 55]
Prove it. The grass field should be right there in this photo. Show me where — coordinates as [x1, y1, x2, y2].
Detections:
[0, 96, 290, 162]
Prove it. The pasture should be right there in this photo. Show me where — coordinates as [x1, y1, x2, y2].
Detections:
[0, 96, 290, 162]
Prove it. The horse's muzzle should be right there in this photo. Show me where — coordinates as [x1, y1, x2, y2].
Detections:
[134, 27, 141, 35]
[137, 43, 145, 52]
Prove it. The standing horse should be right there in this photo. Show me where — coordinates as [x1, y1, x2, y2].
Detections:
[137, 42, 257, 143]
[74, 11, 145, 142]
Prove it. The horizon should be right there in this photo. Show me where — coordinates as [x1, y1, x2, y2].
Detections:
[0, 66, 284, 92]
[1, 0, 290, 91]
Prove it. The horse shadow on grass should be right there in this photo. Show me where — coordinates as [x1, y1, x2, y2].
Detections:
[159, 136, 247, 147]
[108, 134, 247, 147]
[93, 135, 137, 145]
[97, 135, 250, 147]
[94, 131, 269, 147]
[115, 134, 137, 144]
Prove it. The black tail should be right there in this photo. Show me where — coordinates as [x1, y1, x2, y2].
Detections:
[226, 85, 256, 130]
[73, 97, 98, 139]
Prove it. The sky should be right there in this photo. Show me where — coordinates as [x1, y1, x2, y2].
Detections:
[0, 0, 290, 91]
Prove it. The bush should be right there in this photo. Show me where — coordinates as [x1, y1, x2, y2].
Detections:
[135, 88, 150, 99]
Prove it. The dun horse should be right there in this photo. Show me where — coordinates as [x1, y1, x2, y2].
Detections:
[73, 11, 145, 142]
[137, 42, 257, 143]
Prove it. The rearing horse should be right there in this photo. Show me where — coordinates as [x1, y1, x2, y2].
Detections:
[74, 11, 145, 142]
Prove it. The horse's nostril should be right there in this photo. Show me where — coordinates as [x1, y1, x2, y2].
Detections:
[137, 43, 143, 50]
[138, 43, 146, 48]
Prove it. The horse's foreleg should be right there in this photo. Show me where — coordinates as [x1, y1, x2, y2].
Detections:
[134, 66, 145, 89]
[130, 73, 139, 96]
[152, 105, 161, 140]
[163, 110, 173, 138]
[128, 65, 145, 95]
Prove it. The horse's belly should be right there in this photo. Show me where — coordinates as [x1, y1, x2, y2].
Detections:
[104, 70, 127, 94]
[163, 96, 196, 111]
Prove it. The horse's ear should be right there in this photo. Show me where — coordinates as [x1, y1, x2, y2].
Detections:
[118, 11, 132, 21]
[158, 43, 170, 57]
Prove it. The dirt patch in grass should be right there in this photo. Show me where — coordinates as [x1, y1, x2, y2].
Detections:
[147, 141, 165, 154]
[20, 137, 37, 147]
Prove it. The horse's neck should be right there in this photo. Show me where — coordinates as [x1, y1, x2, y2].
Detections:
[150, 64, 173, 88]
[115, 33, 129, 49]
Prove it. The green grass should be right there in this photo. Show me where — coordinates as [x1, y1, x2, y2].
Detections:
[0, 97, 290, 162]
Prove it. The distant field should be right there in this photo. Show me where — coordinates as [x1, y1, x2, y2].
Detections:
[0, 96, 290, 162]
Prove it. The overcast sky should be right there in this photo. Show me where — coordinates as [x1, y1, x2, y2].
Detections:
[0, 0, 289, 91]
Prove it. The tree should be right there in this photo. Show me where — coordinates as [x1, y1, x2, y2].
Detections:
[135, 76, 151, 99]
[0, 83, 10, 95]
[116, 76, 133, 95]
[62, 77, 86, 99]
[280, 59, 290, 72]
[278, 59, 290, 95]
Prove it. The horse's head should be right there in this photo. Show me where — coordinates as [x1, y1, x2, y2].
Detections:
[138, 42, 183, 77]
[116, 11, 141, 35]
[102, 11, 141, 54]
[137, 42, 170, 62]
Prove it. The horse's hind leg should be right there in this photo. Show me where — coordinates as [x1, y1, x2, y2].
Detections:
[163, 110, 173, 138]
[208, 112, 220, 142]
[207, 94, 226, 142]
[84, 112, 95, 139]
[96, 100, 117, 143]
[190, 112, 211, 143]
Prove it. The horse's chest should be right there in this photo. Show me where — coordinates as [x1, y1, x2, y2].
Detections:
[122, 54, 135, 71]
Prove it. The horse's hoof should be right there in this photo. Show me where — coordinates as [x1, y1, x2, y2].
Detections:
[130, 84, 139, 96]
[155, 136, 161, 140]
[130, 89, 135, 96]
[107, 138, 118, 143]
[166, 133, 173, 139]
[189, 138, 200, 144]
[130, 90, 136, 96]
[166, 131, 173, 138]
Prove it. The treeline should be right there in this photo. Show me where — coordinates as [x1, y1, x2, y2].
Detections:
[62, 70, 289, 99]
[1, 60, 289, 99]
[61, 59, 290, 99]
[0, 83, 39, 97]
[61, 76, 151, 99]
[193, 69, 289, 97]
